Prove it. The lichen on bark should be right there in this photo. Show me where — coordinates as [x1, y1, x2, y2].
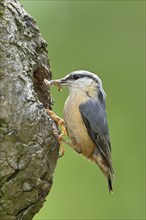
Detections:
[0, 0, 59, 219]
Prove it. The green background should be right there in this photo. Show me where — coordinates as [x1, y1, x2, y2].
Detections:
[20, 1, 145, 219]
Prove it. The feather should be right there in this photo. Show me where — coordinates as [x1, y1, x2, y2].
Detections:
[79, 98, 114, 190]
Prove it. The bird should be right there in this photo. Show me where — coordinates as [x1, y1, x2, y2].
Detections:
[45, 70, 114, 192]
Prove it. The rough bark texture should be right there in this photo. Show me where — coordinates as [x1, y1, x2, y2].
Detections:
[0, 0, 59, 219]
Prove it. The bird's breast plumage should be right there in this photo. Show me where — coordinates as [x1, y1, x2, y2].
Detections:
[63, 93, 95, 158]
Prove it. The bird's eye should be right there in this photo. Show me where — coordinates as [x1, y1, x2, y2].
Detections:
[73, 74, 79, 80]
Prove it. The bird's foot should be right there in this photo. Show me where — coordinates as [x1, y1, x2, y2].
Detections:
[52, 130, 73, 156]
[52, 130, 65, 157]
[46, 109, 67, 157]
[46, 109, 67, 135]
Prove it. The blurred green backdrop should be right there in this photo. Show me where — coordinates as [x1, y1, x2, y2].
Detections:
[20, 1, 145, 219]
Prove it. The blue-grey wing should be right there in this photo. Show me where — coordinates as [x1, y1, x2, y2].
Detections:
[79, 98, 112, 170]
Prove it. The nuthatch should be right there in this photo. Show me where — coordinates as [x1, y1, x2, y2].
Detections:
[46, 70, 114, 192]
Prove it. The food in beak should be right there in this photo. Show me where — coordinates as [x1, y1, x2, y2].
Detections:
[44, 79, 62, 91]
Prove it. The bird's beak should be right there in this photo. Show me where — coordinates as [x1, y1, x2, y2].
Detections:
[50, 78, 69, 91]
[52, 78, 70, 86]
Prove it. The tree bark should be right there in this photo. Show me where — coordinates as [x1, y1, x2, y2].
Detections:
[0, 0, 59, 219]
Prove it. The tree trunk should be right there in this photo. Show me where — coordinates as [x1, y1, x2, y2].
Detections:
[0, 0, 59, 219]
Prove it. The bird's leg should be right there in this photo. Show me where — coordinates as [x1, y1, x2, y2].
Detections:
[61, 138, 73, 148]
[46, 109, 67, 157]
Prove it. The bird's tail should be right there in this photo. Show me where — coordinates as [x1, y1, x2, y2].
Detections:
[94, 152, 114, 193]
[107, 172, 113, 193]
[105, 162, 115, 193]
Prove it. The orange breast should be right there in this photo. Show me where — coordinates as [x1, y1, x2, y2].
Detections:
[63, 93, 96, 159]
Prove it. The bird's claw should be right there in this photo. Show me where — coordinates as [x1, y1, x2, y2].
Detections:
[58, 145, 65, 158]
[52, 131, 65, 158]
[46, 109, 67, 157]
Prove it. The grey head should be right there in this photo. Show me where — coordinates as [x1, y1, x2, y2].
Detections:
[54, 70, 106, 100]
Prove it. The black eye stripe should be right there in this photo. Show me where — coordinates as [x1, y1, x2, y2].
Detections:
[68, 73, 99, 84]
[73, 74, 79, 80]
